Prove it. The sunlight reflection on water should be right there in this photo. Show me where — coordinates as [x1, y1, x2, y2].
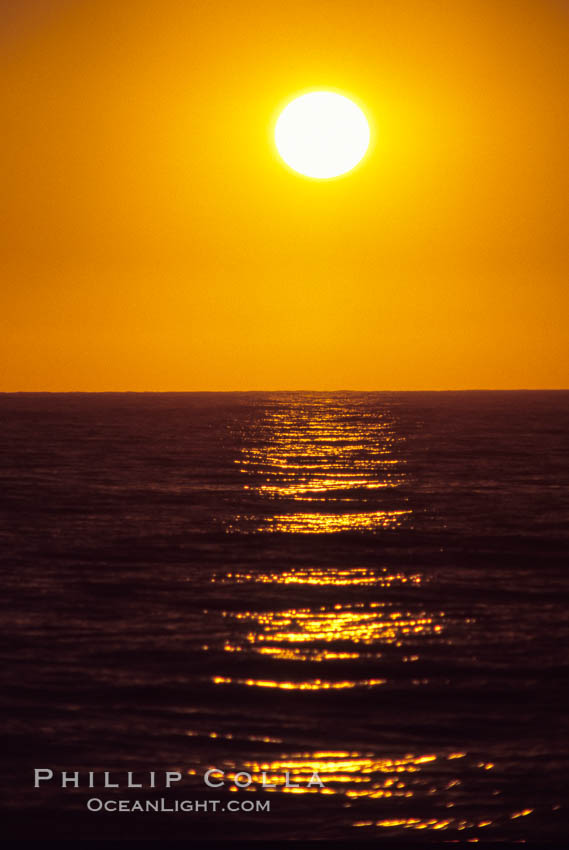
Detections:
[228, 399, 411, 534]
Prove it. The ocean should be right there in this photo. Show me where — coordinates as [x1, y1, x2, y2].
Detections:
[1, 391, 567, 841]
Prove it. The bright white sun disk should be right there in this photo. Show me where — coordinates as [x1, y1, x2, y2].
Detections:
[275, 91, 370, 179]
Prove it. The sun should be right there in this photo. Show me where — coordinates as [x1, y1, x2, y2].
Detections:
[274, 91, 370, 179]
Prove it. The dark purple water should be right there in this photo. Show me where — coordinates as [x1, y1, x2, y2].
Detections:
[0, 391, 568, 841]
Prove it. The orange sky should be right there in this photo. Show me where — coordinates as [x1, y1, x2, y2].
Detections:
[1, 0, 568, 390]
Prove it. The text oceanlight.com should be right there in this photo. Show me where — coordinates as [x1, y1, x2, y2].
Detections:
[86, 798, 270, 813]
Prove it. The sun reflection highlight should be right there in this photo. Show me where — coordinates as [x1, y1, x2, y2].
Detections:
[212, 567, 422, 587]
[266, 509, 410, 533]
[214, 600, 445, 674]
[193, 747, 518, 837]
[189, 398, 540, 840]
[213, 675, 386, 690]
[227, 400, 411, 534]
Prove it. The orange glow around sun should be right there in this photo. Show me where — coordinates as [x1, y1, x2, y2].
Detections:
[1, 0, 568, 390]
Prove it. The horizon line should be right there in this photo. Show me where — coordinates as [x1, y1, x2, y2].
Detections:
[1, 388, 568, 395]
